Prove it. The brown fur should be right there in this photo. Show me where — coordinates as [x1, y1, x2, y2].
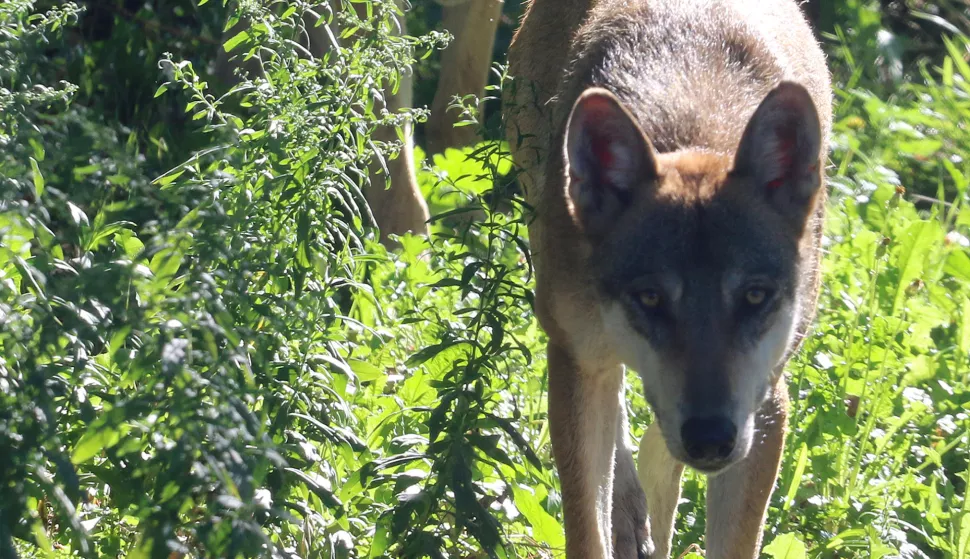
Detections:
[505, 0, 831, 557]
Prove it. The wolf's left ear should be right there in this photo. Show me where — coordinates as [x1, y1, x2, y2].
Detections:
[733, 81, 823, 229]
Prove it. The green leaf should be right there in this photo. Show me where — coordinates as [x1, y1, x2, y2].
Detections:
[369, 521, 390, 558]
[153, 83, 168, 98]
[67, 201, 89, 227]
[284, 467, 341, 508]
[149, 246, 184, 283]
[128, 535, 153, 559]
[297, 211, 311, 267]
[71, 426, 121, 464]
[121, 234, 145, 259]
[28, 138, 45, 161]
[946, 250, 970, 283]
[29, 520, 52, 553]
[511, 484, 564, 550]
[960, 297, 970, 364]
[407, 341, 461, 367]
[152, 168, 185, 188]
[892, 220, 937, 315]
[944, 36, 970, 84]
[223, 30, 250, 53]
[763, 533, 807, 559]
[29, 157, 44, 198]
[957, 512, 970, 559]
[782, 443, 809, 511]
[348, 359, 383, 382]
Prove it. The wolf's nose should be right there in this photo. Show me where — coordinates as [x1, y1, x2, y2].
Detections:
[680, 416, 737, 462]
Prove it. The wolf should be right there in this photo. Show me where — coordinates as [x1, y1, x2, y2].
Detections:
[504, 0, 832, 557]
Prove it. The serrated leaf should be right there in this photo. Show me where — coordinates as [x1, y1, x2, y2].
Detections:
[957, 513, 970, 559]
[892, 220, 937, 315]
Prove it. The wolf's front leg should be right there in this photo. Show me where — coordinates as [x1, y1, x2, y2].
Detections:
[636, 422, 685, 558]
[705, 382, 789, 559]
[547, 342, 624, 559]
[611, 395, 650, 559]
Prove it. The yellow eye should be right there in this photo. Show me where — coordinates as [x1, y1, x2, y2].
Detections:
[745, 288, 767, 306]
[639, 290, 661, 308]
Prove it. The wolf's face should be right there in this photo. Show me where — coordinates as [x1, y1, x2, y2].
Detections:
[563, 83, 823, 473]
[594, 186, 802, 472]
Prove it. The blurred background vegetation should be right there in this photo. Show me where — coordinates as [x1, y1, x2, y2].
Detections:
[2, 0, 970, 558]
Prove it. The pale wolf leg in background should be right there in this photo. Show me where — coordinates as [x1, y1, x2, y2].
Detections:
[505, 1, 832, 558]
[216, 0, 501, 246]
[425, 0, 505, 155]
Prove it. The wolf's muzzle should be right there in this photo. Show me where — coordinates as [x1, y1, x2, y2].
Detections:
[680, 415, 737, 467]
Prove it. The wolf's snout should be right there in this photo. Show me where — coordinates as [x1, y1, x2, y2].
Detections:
[680, 416, 737, 464]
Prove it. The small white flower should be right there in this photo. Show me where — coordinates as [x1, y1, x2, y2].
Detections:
[945, 231, 969, 247]
[254, 488, 272, 509]
[938, 415, 958, 435]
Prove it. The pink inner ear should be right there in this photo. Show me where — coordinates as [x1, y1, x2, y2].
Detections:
[590, 135, 615, 168]
[580, 96, 620, 168]
[767, 126, 796, 189]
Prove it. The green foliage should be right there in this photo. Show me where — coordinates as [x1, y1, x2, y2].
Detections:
[2, 0, 970, 558]
[354, 145, 557, 557]
[4, 0, 448, 556]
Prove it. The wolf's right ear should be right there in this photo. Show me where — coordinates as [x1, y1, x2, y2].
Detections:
[564, 88, 657, 238]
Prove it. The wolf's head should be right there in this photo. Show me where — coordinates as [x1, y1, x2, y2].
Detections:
[563, 82, 823, 473]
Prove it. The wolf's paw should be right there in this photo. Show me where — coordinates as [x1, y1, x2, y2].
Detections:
[613, 520, 653, 559]
[612, 472, 654, 559]
[612, 506, 653, 558]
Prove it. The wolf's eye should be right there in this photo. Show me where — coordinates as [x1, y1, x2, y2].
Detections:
[638, 290, 662, 308]
[745, 288, 767, 306]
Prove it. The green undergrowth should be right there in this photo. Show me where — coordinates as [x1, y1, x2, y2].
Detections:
[2, 0, 970, 558]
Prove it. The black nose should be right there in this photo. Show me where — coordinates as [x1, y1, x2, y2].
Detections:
[680, 416, 737, 462]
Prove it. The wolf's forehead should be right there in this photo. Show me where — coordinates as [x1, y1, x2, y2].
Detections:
[604, 203, 795, 279]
